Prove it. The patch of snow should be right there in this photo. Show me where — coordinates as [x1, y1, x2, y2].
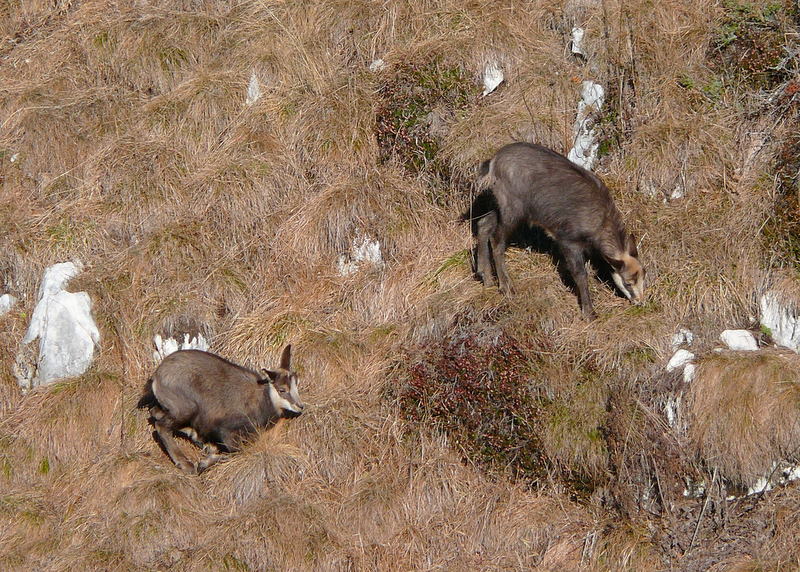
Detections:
[666, 349, 695, 372]
[17, 261, 100, 389]
[153, 332, 210, 363]
[369, 58, 387, 72]
[337, 234, 384, 276]
[760, 291, 800, 352]
[481, 61, 504, 97]
[570, 27, 586, 57]
[671, 328, 694, 349]
[719, 329, 758, 351]
[246, 71, 262, 105]
[567, 80, 605, 170]
[0, 293, 16, 316]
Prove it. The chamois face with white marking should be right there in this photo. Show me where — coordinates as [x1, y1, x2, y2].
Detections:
[137, 344, 304, 474]
[609, 235, 645, 303]
[262, 361, 304, 419]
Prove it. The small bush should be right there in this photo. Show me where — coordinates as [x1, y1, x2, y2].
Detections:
[398, 331, 551, 484]
[764, 119, 800, 269]
[711, 1, 795, 90]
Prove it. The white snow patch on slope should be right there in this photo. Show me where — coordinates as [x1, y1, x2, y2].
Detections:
[570, 27, 586, 56]
[337, 234, 384, 276]
[567, 80, 605, 170]
[0, 293, 16, 316]
[246, 71, 262, 105]
[369, 59, 387, 72]
[18, 261, 100, 389]
[760, 291, 800, 351]
[481, 61, 504, 96]
[719, 329, 758, 351]
[153, 332, 210, 363]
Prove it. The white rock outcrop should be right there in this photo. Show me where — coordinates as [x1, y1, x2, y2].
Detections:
[760, 291, 800, 352]
[567, 80, 605, 170]
[17, 261, 100, 389]
[719, 329, 758, 351]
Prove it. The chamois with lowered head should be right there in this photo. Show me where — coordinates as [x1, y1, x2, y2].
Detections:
[137, 344, 304, 474]
[471, 142, 644, 319]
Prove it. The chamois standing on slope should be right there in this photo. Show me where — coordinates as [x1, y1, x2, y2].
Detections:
[137, 345, 304, 474]
[472, 142, 644, 319]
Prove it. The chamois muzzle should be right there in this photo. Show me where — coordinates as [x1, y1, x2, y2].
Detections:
[283, 406, 304, 419]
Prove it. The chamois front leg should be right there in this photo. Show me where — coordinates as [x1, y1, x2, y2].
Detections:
[153, 419, 198, 474]
[560, 241, 596, 320]
[476, 211, 498, 288]
[490, 230, 514, 296]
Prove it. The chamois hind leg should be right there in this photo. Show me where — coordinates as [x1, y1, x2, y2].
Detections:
[196, 427, 243, 473]
[490, 230, 514, 296]
[476, 211, 498, 288]
[196, 442, 227, 474]
[152, 416, 197, 474]
[560, 241, 596, 320]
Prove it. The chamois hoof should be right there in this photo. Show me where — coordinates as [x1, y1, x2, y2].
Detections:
[478, 273, 495, 288]
[177, 460, 198, 475]
[499, 282, 515, 296]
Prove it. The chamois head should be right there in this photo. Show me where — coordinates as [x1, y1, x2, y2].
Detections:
[260, 344, 305, 418]
[609, 233, 645, 303]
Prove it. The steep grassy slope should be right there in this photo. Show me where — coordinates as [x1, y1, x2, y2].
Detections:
[1, 0, 799, 570]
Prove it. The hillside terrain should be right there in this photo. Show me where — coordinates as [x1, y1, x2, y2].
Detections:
[1, 0, 800, 570]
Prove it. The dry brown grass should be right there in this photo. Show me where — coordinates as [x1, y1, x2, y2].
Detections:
[1, 0, 798, 569]
[689, 350, 800, 487]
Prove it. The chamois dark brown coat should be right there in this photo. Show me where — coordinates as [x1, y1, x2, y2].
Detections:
[472, 142, 644, 319]
[137, 344, 303, 474]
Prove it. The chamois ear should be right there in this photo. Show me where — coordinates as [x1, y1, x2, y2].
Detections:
[626, 233, 638, 257]
[607, 256, 625, 271]
[279, 344, 292, 370]
[259, 369, 279, 384]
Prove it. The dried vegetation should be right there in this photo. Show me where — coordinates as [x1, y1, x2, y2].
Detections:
[1, 0, 800, 570]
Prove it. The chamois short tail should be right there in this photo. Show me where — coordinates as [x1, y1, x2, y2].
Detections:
[137, 378, 159, 409]
[476, 158, 494, 190]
